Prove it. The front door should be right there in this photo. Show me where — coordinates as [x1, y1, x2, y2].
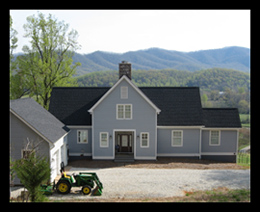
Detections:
[118, 134, 132, 152]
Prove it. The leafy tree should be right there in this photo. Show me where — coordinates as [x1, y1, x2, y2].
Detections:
[13, 140, 51, 202]
[9, 15, 18, 64]
[201, 93, 212, 107]
[238, 100, 249, 114]
[16, 12, 81, 109]
[10, 15, 20, 99]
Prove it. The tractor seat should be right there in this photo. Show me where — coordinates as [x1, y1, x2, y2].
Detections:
[63, 172, 71, 180]
[64, 172, 76, 183]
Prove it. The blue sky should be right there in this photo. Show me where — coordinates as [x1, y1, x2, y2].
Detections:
[10, 10, 250, 54]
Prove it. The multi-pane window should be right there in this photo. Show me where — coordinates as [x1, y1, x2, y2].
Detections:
[117, 105, 124, 119]
[140, 132, 149, 148]
[125, 105, 131, 119]
[77, 130, 88, 144]
[117, 104, 132, 119]
[210, 131, 220, 146]
[172, 130, 183, 147]
[100, 132, 109, 147]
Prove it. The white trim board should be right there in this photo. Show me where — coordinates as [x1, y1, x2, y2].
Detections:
[92, 156, 114, 160]
[157, 153, 200, 157]
[66, 125, 92, 128]
[202, 128, 240, 130]
[135, 156, 156, 160]
[157, 126, 204, 129]
[69, 153, 92, 156]
[201, 152, 236, 156]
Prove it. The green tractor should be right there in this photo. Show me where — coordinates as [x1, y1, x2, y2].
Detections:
[41, 163, 103, 196]
[56, 163, 103, 196]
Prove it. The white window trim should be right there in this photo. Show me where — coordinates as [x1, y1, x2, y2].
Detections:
[171, 130, 183, 147]
[140, 132, 149, 148]
[121, 86, 128, 99]
[77, 130, 88, 144]
[209, 130, 221, 146]
[100, 132, 109, 148]
[116, 104, 132, 120]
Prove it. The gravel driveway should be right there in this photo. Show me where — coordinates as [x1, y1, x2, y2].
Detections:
[48, 167, 250, 200]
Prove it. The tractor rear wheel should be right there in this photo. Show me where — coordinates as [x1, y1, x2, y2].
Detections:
[56, 180, 71, 194]
[82, 185, 92, 195]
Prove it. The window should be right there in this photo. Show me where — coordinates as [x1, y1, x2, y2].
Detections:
[125, 105, 131, 119]
[121, 86, 128, 99]
[22, 149, 34, 159]
[140, 132, 149, 148]
[77, 130, 88, 144]
[117, 104, 132, 119]
[210, 130, 220, 146]
[172, 130, 183, 147]
[100, 132, 109, 147]
[117, 105, 124, 119]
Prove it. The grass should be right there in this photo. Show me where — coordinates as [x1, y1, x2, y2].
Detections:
[238, 128, 250, 152]
[237, 153, 250, 168]
[11, 188, 250, 202]
[239, 114, 250, 128]
[141, 188, 250, 202]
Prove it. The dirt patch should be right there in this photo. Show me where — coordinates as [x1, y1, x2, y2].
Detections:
[47, 187, 250, 202]
[67, 157, 246, 170]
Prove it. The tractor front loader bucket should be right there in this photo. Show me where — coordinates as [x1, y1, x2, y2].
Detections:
[91, 185, 103, 196]
[79, 172, 103, 196]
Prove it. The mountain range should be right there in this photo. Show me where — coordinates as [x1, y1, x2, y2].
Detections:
[73, 46, 250, 75]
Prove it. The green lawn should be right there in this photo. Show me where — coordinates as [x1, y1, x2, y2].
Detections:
[237, 153, 250, 167]
[239, 114, 250, 127]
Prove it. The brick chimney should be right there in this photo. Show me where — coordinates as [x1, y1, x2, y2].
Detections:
[119, 61, 131, 79]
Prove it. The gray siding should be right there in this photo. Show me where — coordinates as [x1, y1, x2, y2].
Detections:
[92, 79, 157, 159]
[201, 130, 238, 153]
[157, 128, 200, 155]
[67, 128, 92, 156]
[10, 112, 50, 185]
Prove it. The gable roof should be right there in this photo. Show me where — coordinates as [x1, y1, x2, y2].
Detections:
[49, 86, 204, 126]
[10, 98, 69, 145]
[202, 108, 241, 128]
[88, 75, 161, 114]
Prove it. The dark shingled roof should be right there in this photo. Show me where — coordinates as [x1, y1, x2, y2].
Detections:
[49, 87, 110, 125]
[202, 108, 241, 128]
[49, 86, 241, 128]
[49, 87, 204, 126]
[10, 98, 69, 143]
[140, 87, 204, 126]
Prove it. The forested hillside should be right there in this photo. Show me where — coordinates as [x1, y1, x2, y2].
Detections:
[73, 46, 250, 75]
[77, 68, 249, 90]
[77, 68, 250, 114]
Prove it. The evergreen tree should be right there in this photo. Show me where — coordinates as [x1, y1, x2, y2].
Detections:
[13, 140, 51, 202]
